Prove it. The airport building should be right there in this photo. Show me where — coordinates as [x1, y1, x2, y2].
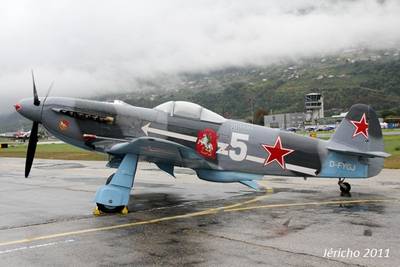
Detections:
[305, 93, 324, 123]
[264, 92, 323, 129]
[264, 112, 305, 129]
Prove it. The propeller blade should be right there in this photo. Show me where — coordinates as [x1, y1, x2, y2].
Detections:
[44, 81, 54, 102]
[40, 81, 54, 120]
[31, 70, 40, 106]
[25, 122, 39, 178]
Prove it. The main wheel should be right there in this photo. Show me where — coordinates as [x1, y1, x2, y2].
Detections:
[96, 203, 124, 213]
[339, 182, 351, 193]
[98, 174, 124, 213]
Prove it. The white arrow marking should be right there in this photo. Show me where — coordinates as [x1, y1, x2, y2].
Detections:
[142, 123, 197, 142]
[141, 123, 317, 176]
[246, 155, 316, 176]
[143, 123, 230, 153]
[245, 155, 265, 164]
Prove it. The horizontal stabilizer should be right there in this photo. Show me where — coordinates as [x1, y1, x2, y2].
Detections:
[286, 164, 317, 176]
[328, 142, 391, 158]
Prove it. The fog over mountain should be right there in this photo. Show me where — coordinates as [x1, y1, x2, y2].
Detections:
[1, 0, 400, 114]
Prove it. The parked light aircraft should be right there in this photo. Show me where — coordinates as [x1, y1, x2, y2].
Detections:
[0, 130, 31, 142]
[15, 74, 390, 213]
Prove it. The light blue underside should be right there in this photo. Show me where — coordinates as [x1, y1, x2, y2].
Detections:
[319, 151, 368, 179]
[239, 180, 264, 191]
[196, 169, 263, 182]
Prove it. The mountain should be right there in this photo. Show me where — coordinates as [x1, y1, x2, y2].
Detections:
[101, 48, 400, 119]
[0, 112, 30, 133]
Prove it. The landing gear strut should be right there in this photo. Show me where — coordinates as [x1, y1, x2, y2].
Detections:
[94, 154, 138, 215]
[338, 178, 351, 193]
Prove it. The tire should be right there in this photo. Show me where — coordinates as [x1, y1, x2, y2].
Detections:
[339, 182, 351, 193]
[105, 173, 115, 185]
[99, 174, 124, 213]
[97, 203, 124, 213]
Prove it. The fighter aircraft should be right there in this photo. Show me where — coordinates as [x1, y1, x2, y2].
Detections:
[15, 73, 390, 213]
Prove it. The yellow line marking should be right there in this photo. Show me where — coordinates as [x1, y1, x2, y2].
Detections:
[0, 192, 272, 247]
[215, 192, 273, 210]
[0, 197, 394, 248]
[224, 199, 394, 212]
[258, 181, 274, 193]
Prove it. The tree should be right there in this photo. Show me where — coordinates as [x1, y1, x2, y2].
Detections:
[253, 108, 269, 126]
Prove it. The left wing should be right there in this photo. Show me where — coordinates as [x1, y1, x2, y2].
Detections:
[105, 136, 211, 169]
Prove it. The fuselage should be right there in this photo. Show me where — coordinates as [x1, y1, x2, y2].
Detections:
[17, 97, 382, 179]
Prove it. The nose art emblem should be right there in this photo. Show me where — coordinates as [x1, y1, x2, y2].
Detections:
[14, 103, 22, 111]
[59, 120, 70, 131]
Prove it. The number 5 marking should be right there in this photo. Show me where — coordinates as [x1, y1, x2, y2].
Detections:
[229, 133, 249, 161]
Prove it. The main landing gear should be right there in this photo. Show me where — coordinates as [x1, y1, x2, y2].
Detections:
[93, 153, 138, 215]
[338, 178, 351, 194]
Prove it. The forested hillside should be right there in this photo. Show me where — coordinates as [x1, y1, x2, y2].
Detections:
[102, 49, 400, 119]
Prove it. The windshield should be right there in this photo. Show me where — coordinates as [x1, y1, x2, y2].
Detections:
[154, 101, 226, 124]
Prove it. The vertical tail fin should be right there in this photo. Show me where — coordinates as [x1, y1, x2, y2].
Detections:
[327, 104, 389, 177]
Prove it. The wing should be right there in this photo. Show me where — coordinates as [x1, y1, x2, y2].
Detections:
[103, 136, 211, 169]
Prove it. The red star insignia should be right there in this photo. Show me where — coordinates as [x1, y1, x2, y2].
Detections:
[261, 136, 294, 169]
[350, 113, 368, 139]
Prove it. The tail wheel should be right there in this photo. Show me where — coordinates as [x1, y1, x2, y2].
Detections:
[96, 203, 124, 213]
[339, 181, 351, 193]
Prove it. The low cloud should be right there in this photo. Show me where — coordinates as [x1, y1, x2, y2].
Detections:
[1, 0, 400, 113]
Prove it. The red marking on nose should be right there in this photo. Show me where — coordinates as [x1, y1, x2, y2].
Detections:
[14, 103, 22, 111]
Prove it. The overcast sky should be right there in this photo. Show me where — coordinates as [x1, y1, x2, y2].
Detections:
[1, 0, 400, 114]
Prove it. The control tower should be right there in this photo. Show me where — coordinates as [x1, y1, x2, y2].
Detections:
[305, 93, 324, 123]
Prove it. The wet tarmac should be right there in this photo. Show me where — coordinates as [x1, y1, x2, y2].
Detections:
[0, 157, 399, 266]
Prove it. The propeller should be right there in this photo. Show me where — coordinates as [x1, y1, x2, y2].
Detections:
[40, 81, 54, 119]
[25, 72, 53, 178]
[32, 70, 40, 106]
[25, 121, 38, 178]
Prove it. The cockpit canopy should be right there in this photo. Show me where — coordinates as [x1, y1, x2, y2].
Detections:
[154, 101, 226, 124]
